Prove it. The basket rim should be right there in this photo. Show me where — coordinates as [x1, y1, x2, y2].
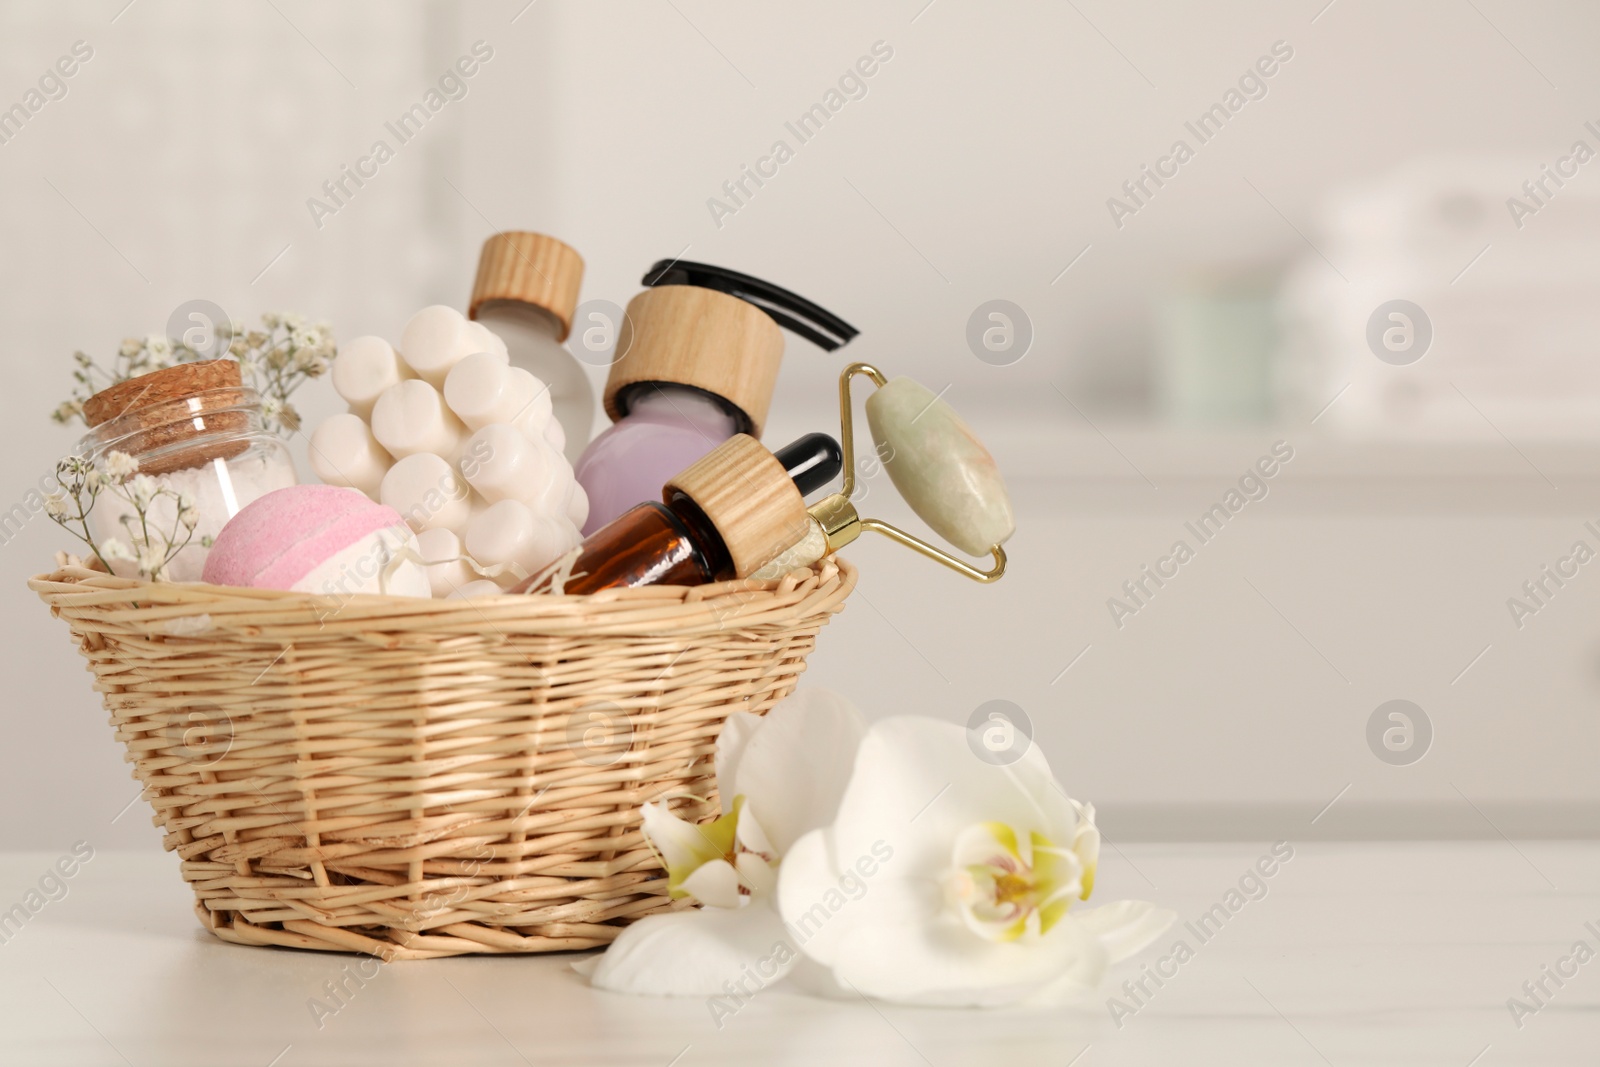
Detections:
[30, 556, 856, 639]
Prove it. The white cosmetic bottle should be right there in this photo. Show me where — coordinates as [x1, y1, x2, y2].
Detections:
[468, 232, 591, 465]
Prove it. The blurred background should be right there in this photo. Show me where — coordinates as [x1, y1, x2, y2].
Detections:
[3, 0, 1598, 847]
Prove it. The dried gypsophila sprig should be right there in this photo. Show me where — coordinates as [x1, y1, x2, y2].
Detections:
[43, 450, 203, 582]
[52, 312, 337, 435]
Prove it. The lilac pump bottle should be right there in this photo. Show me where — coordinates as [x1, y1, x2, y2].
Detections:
[573, 260, 856, 536]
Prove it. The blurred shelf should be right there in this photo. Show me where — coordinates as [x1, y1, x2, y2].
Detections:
[958, 420, 1600, 515]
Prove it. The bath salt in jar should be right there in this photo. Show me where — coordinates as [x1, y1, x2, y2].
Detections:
[78, 360, 298, 581]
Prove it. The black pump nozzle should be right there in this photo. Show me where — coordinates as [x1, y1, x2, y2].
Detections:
[775, 433, 843, 497]
[642, 259, 858, 352]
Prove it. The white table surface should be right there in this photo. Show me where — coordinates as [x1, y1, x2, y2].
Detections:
[1, 842, 1594, 1066]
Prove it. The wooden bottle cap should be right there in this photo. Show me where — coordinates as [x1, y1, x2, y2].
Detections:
[468, 232, 585, 342]
[664, 434, 809, 579]
[604, 286, 784, 435]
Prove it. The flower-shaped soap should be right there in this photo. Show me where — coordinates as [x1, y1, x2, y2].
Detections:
[308, 305, 586, 597]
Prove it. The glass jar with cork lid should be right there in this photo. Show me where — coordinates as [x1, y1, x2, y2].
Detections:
[77, 359, 297, 581]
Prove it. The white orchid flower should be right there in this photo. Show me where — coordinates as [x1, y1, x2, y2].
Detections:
[640, 795, 775, 909]
[581, 692, 1173, 1009]
[776, 717, 1175, 1007]
[580, 689, 866, 996]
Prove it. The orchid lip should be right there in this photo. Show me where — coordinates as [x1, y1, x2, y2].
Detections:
[946, 821, 1094, 942]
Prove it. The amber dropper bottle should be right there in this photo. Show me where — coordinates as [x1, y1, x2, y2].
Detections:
[514, 432, 842, 595]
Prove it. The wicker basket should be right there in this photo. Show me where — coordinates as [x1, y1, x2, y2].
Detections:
[30, 558, 854, 960]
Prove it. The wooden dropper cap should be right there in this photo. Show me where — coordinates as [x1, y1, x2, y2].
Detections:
[468, 232, 585, 342]
[604, 286, 785, 436]
[663, 434, 811, 579]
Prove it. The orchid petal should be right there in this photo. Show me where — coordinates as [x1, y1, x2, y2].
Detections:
[775, 828, 850, 964]
[823, 717, 1077, 880]
[714, 711, 761, 814]
[735, 804, 777, 859]
[1072, 899, 1176, 963]
[827, 896, 1110, 1007]
[580, 901, 797, 997]
[1069, 806, 1100, 900]
[736, 852, 777, 899]
[725, 689, 868, 856]
[680, 859, 743, 910]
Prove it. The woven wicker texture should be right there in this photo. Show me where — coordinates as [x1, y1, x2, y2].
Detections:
[31, 559, 854, 960]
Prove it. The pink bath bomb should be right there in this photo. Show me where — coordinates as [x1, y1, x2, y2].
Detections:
[202, 484, 430, 597]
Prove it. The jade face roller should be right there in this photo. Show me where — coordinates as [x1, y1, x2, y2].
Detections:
[754, 362, 1014, 582]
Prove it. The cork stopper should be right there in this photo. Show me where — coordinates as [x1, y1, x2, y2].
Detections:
[81, 361, 252, 475]
[83, 359, 242, 427]
[605, 286, 785, 436]
[664, 434, 810, 580]
[468, 232, 585, 341]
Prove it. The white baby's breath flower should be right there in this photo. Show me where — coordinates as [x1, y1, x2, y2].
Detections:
[100, 450, 140, 481]
[84, 469, 105, 492]
[101, 538, 135, 562]
[291, 348, 330, 376]
[146, 334, 173, 358]
[136, 540, 167, 579]
[261, 312, 280, 329]
[43, 493, 69, 520]
[129, 474, 159, 508]
[119, 337, 143, 358]
[259, 397, 284, 423]
[281, 312, 305, 330]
